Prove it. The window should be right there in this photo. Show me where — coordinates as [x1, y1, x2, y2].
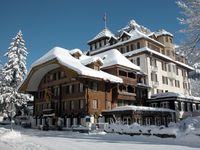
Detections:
[137, 42, 140, 49]
[183, 82, 188, 89]
[92, 100, 98, 109]
[181, 102, 185, 111]
[106, 101, 111, 110]
[65, 85, 70, 94]
[126, 45, 129, 52]
[193, 104, 196, 112]
[145, 118, 151, 125]
[120, 47, 124, 53]
[80, 100, 84, 109]
[162, 76, 168, 85]
[174, 101, 179, 110]
[92, 82, 98, 91]
[94, 43, 97, 49]
[167, 50, 170, 56]
[70, 101, 74, 109]
[187, 103, 191, 112]
[157, 89, 163, 94]
[99, 41, 102, 47]
[170, 79, 174, 86]
[71, 84, 75, 93]
[50, 74, 53, 81]
[119, 70, 127, 77]
[131, 59, 135, 64]
[151, 73, 158, 82]
[176, 68, 179, 75]
[136, 57, 140, 66]
[165, 36, 168, 42]
[54, 86, 60, 97]
[53, 73, 56, 80]
[175, 80, 180, 88]
[172, 65, 175, 73]
[160, 102, 169, 108]
[169, 38, 172, 43]
[182, 70, 186, 77]
[161, 49, 165, 55]
[150, 103, 158, 108]
[127, 86, 134, 93]
[104, 39, 106, 45]
[150, 58, 157, 67]
[57, 72, 61, 80]
[79, 83, 83, 92]
[61, 71, 65, 78]
[128, 72, 136, 78]
[131, 44, 136, 50]
[162, 62, 167, 71]
[168, 64, 171, 72]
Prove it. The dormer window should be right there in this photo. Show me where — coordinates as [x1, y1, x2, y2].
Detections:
[99, 42, 102, 48]
[71, 52, 81, 59]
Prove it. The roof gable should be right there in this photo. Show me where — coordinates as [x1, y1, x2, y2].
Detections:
[94, 49, 140, 71]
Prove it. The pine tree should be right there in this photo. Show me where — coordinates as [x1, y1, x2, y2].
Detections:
[176, 0, 200, 64]
[0, 31, 30, 124]
[3, 30, 28, 88]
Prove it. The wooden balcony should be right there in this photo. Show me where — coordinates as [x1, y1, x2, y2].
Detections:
[117, 91, 136, 101]
[121, 77, 137, 85]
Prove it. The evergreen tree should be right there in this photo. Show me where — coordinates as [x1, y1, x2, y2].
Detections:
[0, 31, 30, 121]
[3, 30, 28, 88]
[176, 0, 200, 64]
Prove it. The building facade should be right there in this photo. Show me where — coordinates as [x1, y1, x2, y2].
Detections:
[147, 92, 200, 120]
[19, 47, 123, 128]
[88, 20, 193, 98]
[19, 46, 174, 128]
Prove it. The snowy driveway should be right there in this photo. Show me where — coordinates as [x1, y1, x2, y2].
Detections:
[0, 127, 200, 150]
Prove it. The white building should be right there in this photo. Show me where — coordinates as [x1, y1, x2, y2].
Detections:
[88, 20, 193, 98]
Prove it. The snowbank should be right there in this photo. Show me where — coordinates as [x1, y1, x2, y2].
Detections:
[104, 123, 178, 138]
[104, 116, 200, 138]
[0, 129, 21, 141]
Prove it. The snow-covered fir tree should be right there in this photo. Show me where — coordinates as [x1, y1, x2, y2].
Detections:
[3, 30, 28, 88]
[0, 31, 30, 116]
[176, 0, 200, 64]
[176, 0, 200, 97]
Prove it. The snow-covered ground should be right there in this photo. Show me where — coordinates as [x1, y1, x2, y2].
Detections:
[0, 124, 200, 150]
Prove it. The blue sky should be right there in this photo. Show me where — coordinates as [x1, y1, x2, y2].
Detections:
[0, 0, 184, 69]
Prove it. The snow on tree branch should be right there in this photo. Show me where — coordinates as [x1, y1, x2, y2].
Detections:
[176, 0, 200, 65]
[0, 30, 30, 116]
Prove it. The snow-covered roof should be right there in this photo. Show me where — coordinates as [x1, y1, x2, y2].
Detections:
[88, 28, 114, 43]
[124, 47, 194, 70]
[118, 19, 152, 35]
[89, 29, 165, 55]
[154, 29, 173, 37]
[151, 92, 200, 101]
[23, 47, 122, 91]
[104, 105, 175, 113]
[69, 48, 83, 55]
[93, 49, 140, 71]
[80, 55, 103, 66]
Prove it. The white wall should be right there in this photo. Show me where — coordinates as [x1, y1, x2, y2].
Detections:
[128, 53, 191, 98]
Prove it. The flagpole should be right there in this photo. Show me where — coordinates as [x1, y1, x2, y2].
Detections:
[104, 12, 107, 29]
